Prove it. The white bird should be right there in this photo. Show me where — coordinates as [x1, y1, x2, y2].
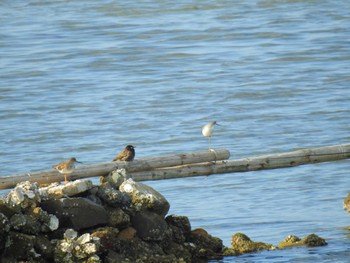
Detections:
[202, 121, 219, 150]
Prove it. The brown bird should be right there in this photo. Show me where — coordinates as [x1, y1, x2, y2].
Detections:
[113, 145, 135, 161]
[52, 157, 82, 184]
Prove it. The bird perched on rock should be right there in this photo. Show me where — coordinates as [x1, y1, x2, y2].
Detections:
[52, 157, 82, 184]
[202, 121, 219, 150]
[113, 145, 135, 161]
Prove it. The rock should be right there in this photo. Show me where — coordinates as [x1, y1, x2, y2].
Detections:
[278, 234, 327, 249]
[189, 228, 224, 260]
[39, 180, 93, 200]
[344, 192, 350, 214]
[302, 234, 327, 247]
[105, 206, 130, 228]
[163, 241, 192, 263]
[120, 179, 170, 216]
[34, 235, 54, 260]
[54, 229, 102, 262]
[10, 213, 41, 234]
[131, 210, 168, 241]
[118, 227, 137, 240]
[26, 207, 59, 232]
[41, 197, 108, 230]
[0, 198, 16, 218]
[227, 232, 275, 255]
[97, 185, 131, 208]
[166, 215, 191, 243]
[118, 237, 164, 260]
[1, 231, 38, 262]
[91, 227, 120, 251]
[4, 181, 41, 211]
[278, 235, 303, 249]
[101, 168, 128, 188]
[0, 213, 9, 254]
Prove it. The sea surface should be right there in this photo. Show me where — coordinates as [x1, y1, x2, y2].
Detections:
[1, 0, 350, 262]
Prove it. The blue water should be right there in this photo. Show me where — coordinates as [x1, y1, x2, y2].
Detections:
[1, 0, 350, 261]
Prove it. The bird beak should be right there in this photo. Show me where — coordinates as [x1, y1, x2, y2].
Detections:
[76, 160, 83, 163]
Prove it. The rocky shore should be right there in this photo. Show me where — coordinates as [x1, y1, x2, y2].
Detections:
[0, 169, 327, 262]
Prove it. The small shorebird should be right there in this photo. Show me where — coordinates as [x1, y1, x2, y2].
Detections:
[52, 157, 82, 184]
[113, 145, 135, 161]
[202, 121, 219, 150]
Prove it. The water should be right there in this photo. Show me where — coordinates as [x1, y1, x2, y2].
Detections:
[1, 0, 350, 261]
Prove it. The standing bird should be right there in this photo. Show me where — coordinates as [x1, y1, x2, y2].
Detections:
[113, 145, 135, 161]
[202, 121, 219, 150]
[52, 157, 82, 184]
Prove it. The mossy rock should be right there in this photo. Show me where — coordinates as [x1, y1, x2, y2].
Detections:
[229, 233, 275, 255]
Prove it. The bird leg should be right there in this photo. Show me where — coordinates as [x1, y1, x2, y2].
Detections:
[64, 174, 68, 184]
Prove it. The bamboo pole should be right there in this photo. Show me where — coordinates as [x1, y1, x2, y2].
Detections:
[129, 143, 350, 181]
[0, 149, 230, 190]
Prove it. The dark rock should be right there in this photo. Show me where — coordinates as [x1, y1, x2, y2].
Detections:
[26, 207, 59, 232]
[10, 213, 41, 234]
[105, 206, 130, 228]
[97, 185, 131, 208]
[131, 210, 168, 241]
[120, 179, 170, 216]
[91, 227, 120, 251]
[41, 197, 108, 230]
[2, 232, 38, 262]
[118, 237, 164, 260]
[0, 198, 16, 218]
[104, 250, 126, 263]
[189, 228, 224, 260]
[0, 213, 9, 254]
[166, 215, 191, 243]
[34, 235, 54, 260]
[163, 241, 192, 263]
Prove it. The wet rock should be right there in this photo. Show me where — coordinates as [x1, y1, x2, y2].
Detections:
[225, 232, 275, 256]
[278, 235, 303, 249]
[91, 227, 120, 251]
[54, 229, 102, 262]
[10, 213, 41, 234]
[97, 185, 131, 208]
[189, 228, 224, 260]
[166, 215, 191, 243]
[118, 227, 137, 241]
[0, 198, 16, 218]
[4, 181, 41, 211]
[41, 197, 108, 230]
[344, 192, 350, 214]
[2, 231, 38, 262]
[163, 241, 192, 263]
[131, 210, 168, 241]
[118, 237, 164, 260]
[278, 234, 327, 249]
[302, 233, 327, 247]
[34, 235, 54, 260]
[0, 213, 9, 254]
[105, 206, 130, 228]
[120, 179, 170, 216]
[39, 180, 93, 200]
[26, 207, 59, 232]
[101, 168, 128, 188]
